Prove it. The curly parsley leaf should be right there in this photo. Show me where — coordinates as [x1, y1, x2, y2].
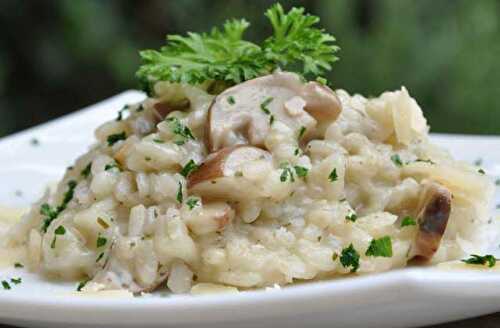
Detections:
[166, 117, 195, 145]
[340, 244, 360, 273]
[462, 254, 497, 268]
[137, 4, 338, 94]
[365, 236, 393, 257]
[180, 159, 199, 177]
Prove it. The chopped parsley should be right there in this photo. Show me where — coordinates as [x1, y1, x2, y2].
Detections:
[365, 236, 393, 257]
[81, 163, 92, 178]
[340, 244, 360, 273]
[328, 168, 338, 182]
[40, 180, 77, 233]
[260, 97, 273, 114]
[180, 159, 199, 177]
[298, 126, 306, 139]
[227, 96, 236, 105]
[107, 132, 127, 146]
[10, 278, 21, 285]
[461, 254, 497, 268]
[176, 182, 183, 203]
[269, 114, 275, 125]
[186, 198, 199, 210]
[391, 154, 403, 167]
[14, 262, 24, 268]
[401, 216, 417, 227]
[116, 105, 129, 121]
[345, 212, 357, 222]
[76, 279, 90, 292]
[104, 162, 122, 172]
[96, 235, 107, 248]
[96, 252, 105, 263]
[136, 104, 144, 112]
[51, 225, 66, 248]
[478, 168, 485, 175]
[166, 117, 195, 145]
[293, 166, 308, 178]
[279, 163, 295, 183]
[294, 148, 300, 156]
[415, 158, 435, 165]
[1, 281, 11, 290]
[153, 138, 165, 144]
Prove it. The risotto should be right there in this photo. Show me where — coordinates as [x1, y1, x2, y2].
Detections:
[4, 71, 496, 293]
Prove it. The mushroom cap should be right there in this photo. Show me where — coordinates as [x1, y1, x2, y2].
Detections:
[207, 71, 342, 151]
[412, 181, 452, 260]
[187, 145, 272, 200]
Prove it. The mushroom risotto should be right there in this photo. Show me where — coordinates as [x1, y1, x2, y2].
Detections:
[4, 4, 496, 294]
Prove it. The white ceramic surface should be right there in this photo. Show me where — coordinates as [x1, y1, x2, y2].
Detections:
[0, 91, 499, 328]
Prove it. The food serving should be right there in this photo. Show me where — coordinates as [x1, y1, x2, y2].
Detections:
[3, 4, 497, 294]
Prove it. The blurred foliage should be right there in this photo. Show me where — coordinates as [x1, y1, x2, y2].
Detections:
[0, 0, 499, 137]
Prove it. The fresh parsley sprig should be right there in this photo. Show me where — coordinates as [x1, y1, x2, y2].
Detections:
[136, 3, 339, 94]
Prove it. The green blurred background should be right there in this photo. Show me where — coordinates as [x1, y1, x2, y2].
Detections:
[0, 0, 499, 137]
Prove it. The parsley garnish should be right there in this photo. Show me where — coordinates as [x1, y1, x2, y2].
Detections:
[294, 148, 300, 156]
[340, 244, 360, 273]
[461, 254, 497, 268]
[316, 76, 327, 85]
[10, 278, 21, 285]
[97, 235, 107, 248]
[81, 163, 92, 178]
[180, 160, 199, 177]
[116, 105, 129, 121]
[260, 97, 273, 114]
[186, 198, 199, 210]
[391, 154, 403, 167]
[415, 158, 435, 165]
[401, 216, 417, 227]
[107, 132, 127, 146]
[40, 180, 77, 233]
[166, 117, 195, 145]
[227, 96, 236, 105]
[365, 236, 393, 257]
[136, 4, 338, 93]
[51, 225, 66, 249]
[345, 212, 357, 222]
[478, 168, 485, 175]
[1, 281, 11, 290]
[96, 252, 105, 263]
[293, 166, 308, 178]
[269, 114, 275, 125]
[328, 168, 338, 182]
[105, 162, 122, 172]
[14, 262, 24, 268]
[279, 163, 295, 183]
[298, 126, 306, 139]
[76, 279, 90, 292]
[176, 182, 183, 203]
[153, 138, 165, 144]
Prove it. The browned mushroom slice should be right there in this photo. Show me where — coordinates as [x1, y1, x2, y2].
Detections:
[206, 71, 342, 151]
[412, 182, 452, 260]
[151, 99, 190, 122]
[183, 202, 235, 235]
[187, 145, 272, 200]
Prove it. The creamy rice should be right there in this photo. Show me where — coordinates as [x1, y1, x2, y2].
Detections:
[5, 71, 495, 293]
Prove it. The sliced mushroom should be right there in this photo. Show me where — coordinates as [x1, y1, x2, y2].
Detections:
[151, 99, 190, 122]
[184, 202, 234, 235]
[207, 71, 342, 151]
[411, 181, 452, 260]
[187, 146, 272, 200]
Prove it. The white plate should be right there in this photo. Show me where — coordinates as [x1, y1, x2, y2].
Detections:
[0, 91, 499, 328]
